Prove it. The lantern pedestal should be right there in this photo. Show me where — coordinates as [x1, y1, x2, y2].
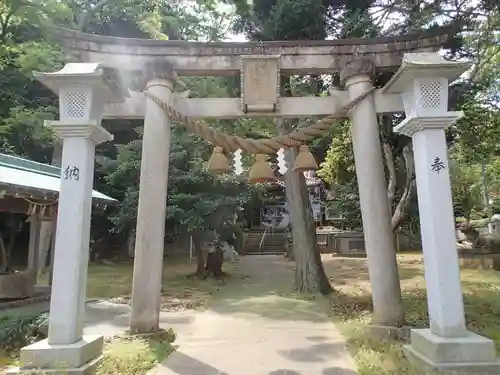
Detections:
[8, 336, 104, 374]
[403, 329, 500, 374]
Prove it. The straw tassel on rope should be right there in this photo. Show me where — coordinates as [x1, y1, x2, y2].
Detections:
[249, 154, 276, 183]
[293, 145, 318, 172]
[207, 146, 232, 173]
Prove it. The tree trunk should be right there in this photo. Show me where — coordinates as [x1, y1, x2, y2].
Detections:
[127, 229, 136, 258]
[205, 249, 224, 278]
[0, 229, 9, 273]
[192, 233, 205, 277]
[277, 119, 333, 295]
[4, 225, 16, 272]
[391, 144, 416, 231]
[384, 142, 397, 207]
[37, 222, 52, 280]
[383, 142, 416, 231]
[285, 229, 294, 259]
[481, 162, 493, 235]
[465, 212, 471, 228]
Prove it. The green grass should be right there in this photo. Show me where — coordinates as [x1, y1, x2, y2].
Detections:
[1, 334, 175, 375]
[38, 258, 236, 308]
[322, 253, 500, 375]
[96, 331, 176, 375]
[87, 259, 237, 302]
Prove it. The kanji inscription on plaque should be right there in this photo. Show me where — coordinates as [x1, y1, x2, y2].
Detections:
[240, 55, 280, 113]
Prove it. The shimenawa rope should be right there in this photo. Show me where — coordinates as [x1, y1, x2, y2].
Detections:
[142, 87, 376, 154]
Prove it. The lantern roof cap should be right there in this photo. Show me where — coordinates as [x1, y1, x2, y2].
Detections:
[33, 62, 128, 103]
[382, 52, 472, 94]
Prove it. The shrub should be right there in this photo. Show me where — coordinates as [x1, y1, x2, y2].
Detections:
[0, 313, 48, 353]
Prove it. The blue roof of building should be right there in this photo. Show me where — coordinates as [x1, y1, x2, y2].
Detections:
[0, 153, 115, 203]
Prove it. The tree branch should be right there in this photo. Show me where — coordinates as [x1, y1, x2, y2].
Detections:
[76, 0, 112, 30]
[384, 142, 396, 207]
[0, 11, 14, 41]
[391, 144, 415, 231]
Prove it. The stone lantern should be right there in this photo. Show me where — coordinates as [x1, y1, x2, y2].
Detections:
[8, 63, 125, 375]
[384, 52, 469, 129]
[383, 53, 500, 373]
[36, 62, 125, 121]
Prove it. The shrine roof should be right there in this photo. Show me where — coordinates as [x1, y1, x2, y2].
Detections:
[0, 153, 115, 203]
[53, 25, 457, 75]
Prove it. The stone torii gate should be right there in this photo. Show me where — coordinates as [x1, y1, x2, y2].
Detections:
[9, 26, 500, 374]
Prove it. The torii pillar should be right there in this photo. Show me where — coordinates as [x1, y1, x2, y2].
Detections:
[340, 59, 404, 326]
[130, 62, 176, 333]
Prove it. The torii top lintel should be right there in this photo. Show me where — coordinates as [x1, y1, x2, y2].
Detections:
[55, 26, 455, 76]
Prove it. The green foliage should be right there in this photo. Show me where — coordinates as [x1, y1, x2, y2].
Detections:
[14, 42, 64, 75]
[0, 313, 48, 353]
[317, 120, 355, 185]
[105, 126, 252, 239]
[326, 181, 363, 230]
[0, 0, 66, 164]
[265, 0, 326, 40]
[337, 0, 379, 38]
[0, 105, 56, 162]
[232, 0, 327, 40]
[450, 158, 484, 223]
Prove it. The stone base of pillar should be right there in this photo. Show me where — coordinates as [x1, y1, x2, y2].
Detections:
[404, 328, 500, 374]
[7, 336, 103, 374]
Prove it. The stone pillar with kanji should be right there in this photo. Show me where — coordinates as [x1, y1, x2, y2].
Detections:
[7, 63, 125, 375]
[384, 52, 500, 373]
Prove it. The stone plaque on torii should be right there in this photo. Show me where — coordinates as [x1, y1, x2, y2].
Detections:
[240, 55, 280, 113]
[11, 25, 499, 375]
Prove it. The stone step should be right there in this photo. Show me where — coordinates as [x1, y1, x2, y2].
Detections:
[246, 253, 284, 256]
[245, 247, 285, 253]
[244, 240, 286, 247]
[246, 242, 285, 247]
[245, 228, 287, 233]
[263, 239, 286, 244]
[244, 231, 287, 255]
[246, 247, 285, 252]
[245, 250, 284, 255]
[245, 243, 285, 248]
[246, 240, 285, 246]
[261, 242, 287, 247]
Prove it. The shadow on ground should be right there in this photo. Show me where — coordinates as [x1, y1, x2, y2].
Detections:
[207, 255, 331, 323]
[270, 369, 358, 375]
[279, 341, 349, 362]
[83, 301, 197, 337]
[163, 349, 358, 375]
[207, 255, 424, 324]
